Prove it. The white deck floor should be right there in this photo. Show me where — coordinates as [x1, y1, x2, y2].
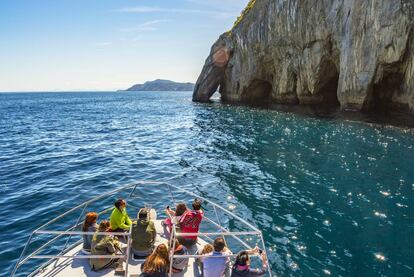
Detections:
[36, 220, 206, 277]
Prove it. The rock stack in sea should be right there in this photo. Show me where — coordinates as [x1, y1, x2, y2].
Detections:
[193, 0, 414, 114]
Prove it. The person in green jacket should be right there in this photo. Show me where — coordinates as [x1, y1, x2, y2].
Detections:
[110, 199, 132, 232]
[131, 208, 157, 257]
[90, 220, 122, 271]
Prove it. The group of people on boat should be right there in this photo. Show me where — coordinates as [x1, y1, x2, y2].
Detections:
[81, 198, 268, 276]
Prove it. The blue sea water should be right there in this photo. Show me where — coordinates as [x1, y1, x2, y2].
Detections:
[0, 91, 413, 276]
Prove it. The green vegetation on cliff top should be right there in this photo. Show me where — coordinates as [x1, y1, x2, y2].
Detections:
[228, 0, 257, 35]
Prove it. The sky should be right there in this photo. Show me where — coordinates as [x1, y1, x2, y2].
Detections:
[0, 0, 249, 92]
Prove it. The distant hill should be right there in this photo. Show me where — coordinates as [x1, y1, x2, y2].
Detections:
[125, 79, 195, 91]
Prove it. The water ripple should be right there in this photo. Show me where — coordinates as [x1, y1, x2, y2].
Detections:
[0, 92, 413, 276]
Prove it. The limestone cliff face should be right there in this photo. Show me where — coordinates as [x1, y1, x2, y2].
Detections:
[193, 0, 414, 114]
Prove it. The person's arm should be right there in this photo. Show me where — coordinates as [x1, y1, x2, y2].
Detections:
[223, 247, 232, 255]
[125, 212, 132, 226]
[261, 252, 268, 268]
[246, 246, 260, 255]
[102, 237, 117, 254]
[246, 248, 268, 274]
[150, 221, 157, 242]
[165, 208, 175, 216]
[178, 211, 188, 226]
[251, 252, 268, 276]
[118, 219, 130, 230]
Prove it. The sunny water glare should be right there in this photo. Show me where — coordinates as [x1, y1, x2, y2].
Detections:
[0, 91, 413, 276]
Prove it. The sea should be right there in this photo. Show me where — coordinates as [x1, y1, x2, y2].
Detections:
[0, 91, 413, 276]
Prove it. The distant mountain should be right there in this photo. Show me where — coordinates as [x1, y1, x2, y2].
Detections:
[125, 79, 195, 91]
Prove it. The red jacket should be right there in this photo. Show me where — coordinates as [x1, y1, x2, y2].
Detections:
[179, 209, 204, 239]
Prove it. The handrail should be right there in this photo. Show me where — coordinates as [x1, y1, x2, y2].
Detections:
[165, 182, 261, 232]
[173, 231, 260, 236]
[30, 255, 126, 259]
[16, 231, 130, 268]
[35, 231, 129, 235]
[26, 239, 83, 277]
[34, 181, 160, 232]
[203, 215, 253, 249]
[11, 182, 144, 277]
[33, 230, 259, 236]
[12, 180, 271, 277]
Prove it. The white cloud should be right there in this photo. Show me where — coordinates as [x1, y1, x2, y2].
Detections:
[115, 6, 162, 13]
[186, 0, 249, 10]
[120, 20, 169, 32]
[113, 6, 237, 18]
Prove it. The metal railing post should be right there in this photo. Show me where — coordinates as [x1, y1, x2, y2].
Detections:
[165, 183, 260, 232]
[126, 183, 138, 201]
[167, 184, 177, 206]
[124, 229, 132, 277]
[213, 205, 228, 246]
[61, 202, 88, 255]
[168, 226, 176, 277]
[203, 216, 253, 249]
[11, 233, 34, 277]
[259, 232, 272, 277]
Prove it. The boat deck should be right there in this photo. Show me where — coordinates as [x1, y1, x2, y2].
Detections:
[36, 220, 206, 277]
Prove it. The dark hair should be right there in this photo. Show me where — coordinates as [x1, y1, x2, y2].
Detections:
[176, 203, 187, 216]
[213, 237, 226, 252]
[138, 208, 148, 219]
[114, 199, 125, 209]
[192, 198, 202, 211]
[235, 251, 249, 266]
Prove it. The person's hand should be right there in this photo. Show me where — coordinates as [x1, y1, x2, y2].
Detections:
[247, 246, 259, 254]
[260, 252, 268, 266]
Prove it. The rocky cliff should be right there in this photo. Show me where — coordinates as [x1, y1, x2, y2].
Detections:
[193, 0, 414, 114]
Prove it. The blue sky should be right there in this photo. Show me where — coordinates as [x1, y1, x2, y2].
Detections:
[0, 0, 248, 91]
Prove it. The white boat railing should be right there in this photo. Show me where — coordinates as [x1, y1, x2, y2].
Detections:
[11, 180, 272, 277]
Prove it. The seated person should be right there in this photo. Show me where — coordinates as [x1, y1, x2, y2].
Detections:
[131, 208, 157, 257]
[82, 212, 98, 253]
[110, 198, 132, 232]
[140, 244, 170, 277]
[164, 203, 187, 232]
[90, 220, 122, 271]
[202, 237, 232, 277]
[196, 244, 213, 273]
[231, 247, 268, 277]
[178, 198, 204, 247]
[170, 239, 189, 273]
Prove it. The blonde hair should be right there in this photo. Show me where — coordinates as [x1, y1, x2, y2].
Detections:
[201, 244, 213, 255]
[143, 244, 170, 273]
[98, 220, 110, 232]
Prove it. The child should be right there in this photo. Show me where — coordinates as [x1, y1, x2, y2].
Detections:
[163, 203, 187, 232]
